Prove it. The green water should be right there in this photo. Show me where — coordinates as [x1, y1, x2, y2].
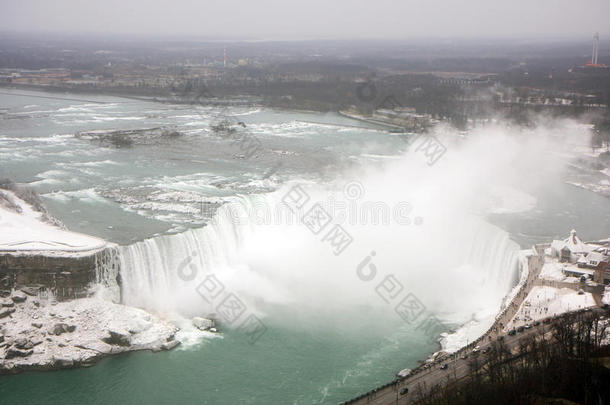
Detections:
[0, 315, 435, 404]
[0, 89, 438, 404]
[1, 88, 609, 405]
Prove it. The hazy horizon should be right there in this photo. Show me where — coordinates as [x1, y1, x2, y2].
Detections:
[1, 0, 609, 41]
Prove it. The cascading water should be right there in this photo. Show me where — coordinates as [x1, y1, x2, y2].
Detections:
[117, 188, 521, 330]
[118, 196, 257, 315]
[93, 246, 122, 302]
[459, 219, 520, 293]
[112, 123, 566, 331]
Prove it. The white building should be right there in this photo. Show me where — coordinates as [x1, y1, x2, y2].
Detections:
[550, 229, 592, 263]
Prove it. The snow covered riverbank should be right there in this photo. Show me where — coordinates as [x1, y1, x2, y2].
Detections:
[0, 186, 194, 375]
[0, 289, 180, 374]
[439, 248, 532, 353]
[0, 189, 108, 256]
[506, 286, 596, 329]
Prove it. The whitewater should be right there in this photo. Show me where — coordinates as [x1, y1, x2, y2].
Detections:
[4, 89, 610, 404]
[115, 118, 599, 355]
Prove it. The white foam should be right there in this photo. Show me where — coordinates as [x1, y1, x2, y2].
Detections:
[42, 188, 109, 204]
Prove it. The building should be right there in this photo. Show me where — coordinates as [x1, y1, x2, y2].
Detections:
[550, 229, 591, 263]
[373, 107, 432, 131]
[578, 247, 610, 284]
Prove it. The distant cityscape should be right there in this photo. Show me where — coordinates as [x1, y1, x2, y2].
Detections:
[1, 2, 610, 402]
[1, 34, 609, 130]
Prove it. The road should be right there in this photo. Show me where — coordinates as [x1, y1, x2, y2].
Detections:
[342, 249, 575, 405]
[353, 306, 607, 405]
[352, 320, 553, 405]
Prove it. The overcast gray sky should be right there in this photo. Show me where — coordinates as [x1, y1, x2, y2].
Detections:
[1, 0, 609, 40]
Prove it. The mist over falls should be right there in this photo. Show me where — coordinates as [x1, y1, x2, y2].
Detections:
[2, 3, 610, 402]
[113, 119, 589, 331]
[118, 199, 519, 329]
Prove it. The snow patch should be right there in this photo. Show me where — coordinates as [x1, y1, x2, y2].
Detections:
[0, 190, 108, 255]
[507, 286, 596, 329]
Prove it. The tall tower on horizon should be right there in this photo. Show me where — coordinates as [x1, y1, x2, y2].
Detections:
[223, 46, 227, 68]
[592, 32, 599, 65]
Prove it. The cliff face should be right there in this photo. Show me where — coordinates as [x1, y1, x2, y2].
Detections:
[0, 188, 120, 301]
[0, 248, 121, 301]
[0, 187, 185, 375]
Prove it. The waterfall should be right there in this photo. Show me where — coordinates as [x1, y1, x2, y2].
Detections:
[462, 219, 520, 292]
[116, 189, 522, 324]
[93, 245, 122, 302]
[118, 196, 256, 315]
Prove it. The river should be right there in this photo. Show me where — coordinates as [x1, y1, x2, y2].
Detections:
[0, 88, 608, 404]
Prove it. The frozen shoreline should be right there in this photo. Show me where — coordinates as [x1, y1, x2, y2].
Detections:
[0, 189, 109, 256]
[438, 248, 531, 354]
[0, 289, 180, 375]
[0, 188, 190, 375]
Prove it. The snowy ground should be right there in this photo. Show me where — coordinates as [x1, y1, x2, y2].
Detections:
[0, 189, 108, 255]
[537, 255, 594, 284]
[0, 189, 212, 373]
[0, 289, 181, 374]
[506, 286, 596, 329]
[603, 287, 610, 306]
[439, 320, 490, 353]
[538, 260, 565, 281]
[538, 261, 580, 283]
[440, 250, 532, 353]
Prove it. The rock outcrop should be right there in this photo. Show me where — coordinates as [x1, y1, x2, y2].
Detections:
[0, 291, 179, 375]
[0, 188, 121, 302]
[0, 186, 188, 376]
[192, 317, 215, 331]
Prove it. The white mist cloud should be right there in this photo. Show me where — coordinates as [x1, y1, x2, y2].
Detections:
[120, 117, 592, 337]
[233, 117, 591, 323]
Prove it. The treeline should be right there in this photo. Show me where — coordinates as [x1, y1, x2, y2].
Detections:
[415, 311, 610, 405]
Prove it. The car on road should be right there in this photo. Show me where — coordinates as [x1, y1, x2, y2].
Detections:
[472, 346, 480, 353]
[461, 353, 468, 359]
[534, 321, 541, 326]
[400, 387, 409, 395]
[517, 326, 525, 332]
[440, 364, 448, 370]
[508, 329, 516, 336]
